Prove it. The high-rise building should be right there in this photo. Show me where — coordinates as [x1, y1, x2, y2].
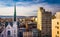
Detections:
[52, 12, 60, 37]
[37, 7, 52, 37]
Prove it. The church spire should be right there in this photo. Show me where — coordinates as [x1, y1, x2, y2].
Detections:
[14, 3, 16, 21]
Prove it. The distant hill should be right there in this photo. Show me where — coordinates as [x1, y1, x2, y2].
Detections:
[0, 16, 37, 18]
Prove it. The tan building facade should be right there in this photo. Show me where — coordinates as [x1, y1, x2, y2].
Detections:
[37, 7, 52, 37]
[23, 32, 33, 37]
[52, 12, 60, 37]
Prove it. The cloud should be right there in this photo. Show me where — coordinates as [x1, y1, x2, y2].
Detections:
[0, 3, 60, 16]
[0, 7, 14, 16]
[0, 0, 60, 6]
[0, 0, 60, 16]
[0, 6, 37, 16]
[44, 0, 60, 4]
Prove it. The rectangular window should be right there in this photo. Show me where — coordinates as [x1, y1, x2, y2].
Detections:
[57, 31, 59, 34]
[57, 22, 59, 25]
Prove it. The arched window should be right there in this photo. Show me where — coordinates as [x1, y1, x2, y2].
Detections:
[7, 31, 11, 35]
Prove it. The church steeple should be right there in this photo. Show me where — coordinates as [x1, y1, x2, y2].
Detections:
[14, 3, 16, 21]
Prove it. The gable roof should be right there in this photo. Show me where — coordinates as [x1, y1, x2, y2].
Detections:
[1, 23, 13, 34]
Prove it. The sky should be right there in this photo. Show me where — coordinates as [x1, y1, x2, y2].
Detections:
[0, 0, 60, 16]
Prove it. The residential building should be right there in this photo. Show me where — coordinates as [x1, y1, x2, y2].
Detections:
[37, 7, 52, 37]
[52, 12, 60, 37]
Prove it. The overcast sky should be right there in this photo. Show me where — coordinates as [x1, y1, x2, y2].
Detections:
[0, 0, 60, 16]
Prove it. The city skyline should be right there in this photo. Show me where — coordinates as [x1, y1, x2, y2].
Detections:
[0, 0, 60, 16]
[0, 5, 60, 37]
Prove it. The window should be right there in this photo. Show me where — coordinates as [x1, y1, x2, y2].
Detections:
[57, 31, 59, 34]
[7, 31, 11, 35]
[56, 35, 59, 37]
[55, 26, 59, 29]
[57, 22, 59, 25]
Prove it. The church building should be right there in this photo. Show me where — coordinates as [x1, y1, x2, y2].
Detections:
[0, 4, 18, 37]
